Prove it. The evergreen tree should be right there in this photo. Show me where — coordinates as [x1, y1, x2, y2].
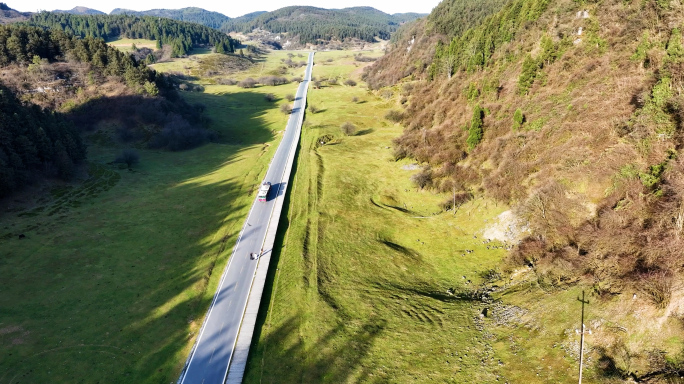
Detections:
[518, 55, 538, 95]
[513, 108, 524, 130]
[0, 83, 86, 196]
[667, 28, 684, 60]
[467, 104, 484, 150]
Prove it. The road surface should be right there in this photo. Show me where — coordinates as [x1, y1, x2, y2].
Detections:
[178, 51, 314, 384]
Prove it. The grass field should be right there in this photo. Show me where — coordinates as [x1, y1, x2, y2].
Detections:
[242, 51, 512, 383]
[2, 45, 656, 383]
[0, 51, 300, 383]
[234, 51, 684, 384]
[107, 38, 158, 53]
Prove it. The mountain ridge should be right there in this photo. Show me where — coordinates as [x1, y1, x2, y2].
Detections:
[109, 7, 231, 30]
[53, 6, 104, 15]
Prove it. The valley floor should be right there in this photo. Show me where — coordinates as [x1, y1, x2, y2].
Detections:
[1, 46, 679, 384]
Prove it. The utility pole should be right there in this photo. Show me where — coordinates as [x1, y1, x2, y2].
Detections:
[577, 290, 590, 384]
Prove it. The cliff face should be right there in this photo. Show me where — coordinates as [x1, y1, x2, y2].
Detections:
[366, 0, 684, 304]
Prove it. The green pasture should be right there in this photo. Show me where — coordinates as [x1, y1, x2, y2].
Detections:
[243, 52, 511, 383]
[0, 46, 601, 384]
[0, 51, 296, 383]
[107, 37, 158, 53]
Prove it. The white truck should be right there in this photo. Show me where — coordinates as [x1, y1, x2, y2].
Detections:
[257, 182, 271, 202]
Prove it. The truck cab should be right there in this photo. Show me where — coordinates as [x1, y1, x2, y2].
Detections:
[257, 182, 271, 202]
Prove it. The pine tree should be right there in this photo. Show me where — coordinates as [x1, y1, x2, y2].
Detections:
[467, 105, 484, 150]
[513, 108, 524, 130]
[518, 55, 538, 95]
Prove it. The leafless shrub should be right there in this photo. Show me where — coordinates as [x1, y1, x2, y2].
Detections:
[344, 79, 357, 86]
[283, 59, 306, 68]
[285, 94, 295, 101]
[264, 93, 276, 102]
[410, 167, 433, 189]
[351, 96, 359, 103]
[640, 272, 673, 309]
[280, 103, 292, 114]
[258, 76, 289, 86]
[515, 181, 583, 247]
[507, 237, 546, 268]
[392, 146, 408, 161]
[380, 89, 394, 99]
[354, 54, 377, 62]
[238, 77, 257, 88]
[439, 191, 471, 211]
[385, 110, 404, 122]
[217, 78, 237, 85]
[341, 121, 357, 136]
[309, 105, 320, 114]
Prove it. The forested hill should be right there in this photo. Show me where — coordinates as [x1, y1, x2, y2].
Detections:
[221, 6, 426, 44]
[110, 7, 230, 30]
[0, 23, 212, 197]
[0, 24, 154, 197]
[27, 12, 238, 56]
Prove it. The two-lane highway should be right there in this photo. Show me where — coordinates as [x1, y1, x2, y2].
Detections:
[179, 51, 314, 384]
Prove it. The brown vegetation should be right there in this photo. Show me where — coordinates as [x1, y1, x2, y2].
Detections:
[365, 0, 684, 310]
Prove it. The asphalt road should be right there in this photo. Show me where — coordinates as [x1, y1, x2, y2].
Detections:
[179, 52, 313, 384]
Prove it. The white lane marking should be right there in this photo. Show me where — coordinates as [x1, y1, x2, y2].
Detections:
[222, 53, 314, 382]
[179, 160, 263, 382]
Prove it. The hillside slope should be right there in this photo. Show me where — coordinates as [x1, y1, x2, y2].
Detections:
[0, 23, 211, 196]
[364, 0, 684, 379]
[0, 2, 30, 23]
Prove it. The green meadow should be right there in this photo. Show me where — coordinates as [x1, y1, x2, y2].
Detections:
[106, 37, 159, 53]
[243, 51, 509, 383]
[0, 50, 301, 383]
[0, 46, 589, 384]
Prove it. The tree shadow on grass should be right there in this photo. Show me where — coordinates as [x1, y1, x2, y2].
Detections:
[0, 88, 286, 383]
[66, 90, 280, 150]
[243, 140, 384, 383]
[245, 313, 385, 383]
